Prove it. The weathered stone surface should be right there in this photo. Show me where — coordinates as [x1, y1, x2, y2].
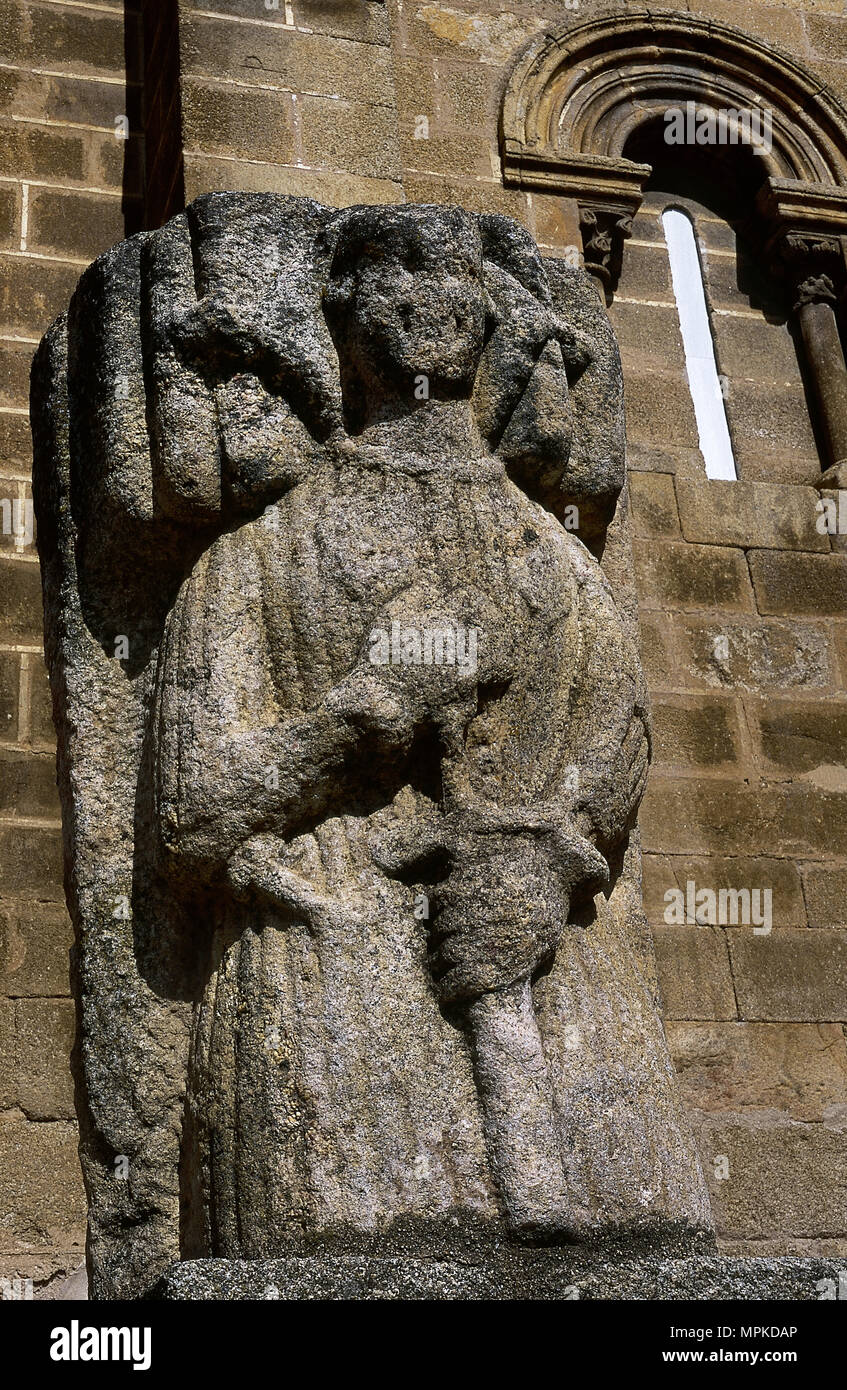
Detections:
[0, 1116, 86, 1255]
[675, 479, 827, 552]
[667, 1022, 847, 1122]
[748, 551, 847, 616]
[643, 854, 806, 930]
[15, 998, 75, 1119]
[802, 864, 847, 927]
[642, 777, 847, 859]
[152, 1252, 847, 1301]
[628, 471, 680, 539]
[634, 540, 754, 613]
[751, 698, 847, 781]
[650, 693, 743, 769]
[728, 928, 847, 1021]
[675, 616, 832, 691]
[0, 902, 72, 997]
[31, 193, 710, 1299]
[695, 1121, 847, 1242]
[652, 926, 737, 1021]
[0, 998, 14, 1110]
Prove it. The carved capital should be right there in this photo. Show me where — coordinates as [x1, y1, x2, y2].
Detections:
[578, 205, 634, 303]
[793, 271, 838, 313]
[756, 181, 847, 312]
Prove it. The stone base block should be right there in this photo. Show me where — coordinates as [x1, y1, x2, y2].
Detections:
[150, 1254, 847, 1301]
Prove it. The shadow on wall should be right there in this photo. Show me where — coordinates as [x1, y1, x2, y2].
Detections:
[125, 0, 186, 236]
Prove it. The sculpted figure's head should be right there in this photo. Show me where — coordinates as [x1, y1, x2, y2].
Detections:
[323, 205, 489, 425]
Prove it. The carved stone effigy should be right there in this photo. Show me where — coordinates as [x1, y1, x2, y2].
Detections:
[31, 194, 719, 1300]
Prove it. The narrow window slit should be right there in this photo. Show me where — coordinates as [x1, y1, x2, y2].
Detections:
[662, 208, 737, 481]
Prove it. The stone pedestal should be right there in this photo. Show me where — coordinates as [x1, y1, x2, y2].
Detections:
[151, 1254, 847, 1301]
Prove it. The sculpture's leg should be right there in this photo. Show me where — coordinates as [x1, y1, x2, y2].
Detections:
[467, 979, 588, 1241]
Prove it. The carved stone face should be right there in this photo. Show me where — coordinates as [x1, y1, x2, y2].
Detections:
[325, 206, 488, 397]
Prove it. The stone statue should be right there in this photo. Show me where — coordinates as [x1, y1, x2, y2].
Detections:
[31, 195, 712, 1299]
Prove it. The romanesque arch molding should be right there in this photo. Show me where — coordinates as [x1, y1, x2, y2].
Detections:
[501, 9, 847, 193]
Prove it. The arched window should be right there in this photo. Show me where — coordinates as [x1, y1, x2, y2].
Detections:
[662, 208, 736, 481]
[501, 11, 847, 486]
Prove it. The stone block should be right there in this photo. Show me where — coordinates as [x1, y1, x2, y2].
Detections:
[28, 658, 54, 748]
[291, 0, 389, 45]
[728, 382, 820, 462]
[728, 928, 847, 1022]
[0, 750, 60, 818]
[802, 865, 847, 929]
[675, 615, 832, 691]
[635, 610, 678, 687]
[299, 95, 400, 180]
[392, 56, 439, 125]
[807, 13, 847, 63]
[0, 998, 14, 1108]
[676, 479, 826, 552]
[0, 902, 73, 997]
[0, 0, 133, 76]
[531, 193, 581, 255]
[0, 343, 32, 410]
[400, 6, 547, 66]
[0, 121, 85, 183]
[644, 855, 805, 931]
[0, 827, 64, 900]
[642, 777, 847, 859]
[0, 560, 45, 643]
[182, 153, 403, 208]
[0, 413, 30, 469]
[613, 301, 685, 372]
[713, 314, 805, 385]
[0, 651, 18, 741]
[695, 1120, 847, 1242]
[751, 698, 847, 782]
[0, 1116, 85, 1254]
[627, 442, 705, 477]
[15, 999, 75, 1120]
[0, 254, 81, 337]
[651, 925, 737, 1021]
[180, 15, 394, 107]
[634, 540, 754, 612]
[0, 186, 15, 249]
[181, 79, 297, 163]
[624, 371, 700, 450]
[748, 551, 847, 617]
[151, 1251, 847, 1301]
[403, 173, 530, 221]
[27, 188, 125, 260]
[438, 61, 498, 130]
[618, 242, 674, 301]
[651, 693, 744, 770]
[628, 472, 680, 539]
[667, 1021, 847, 1122]
[400, 131, 494, 180]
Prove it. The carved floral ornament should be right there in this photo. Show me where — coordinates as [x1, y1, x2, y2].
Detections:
[500, 7, 847, 304]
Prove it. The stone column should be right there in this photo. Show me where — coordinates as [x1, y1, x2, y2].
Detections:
[792, 270, 847, 484]
[757, 186, 847, 484]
